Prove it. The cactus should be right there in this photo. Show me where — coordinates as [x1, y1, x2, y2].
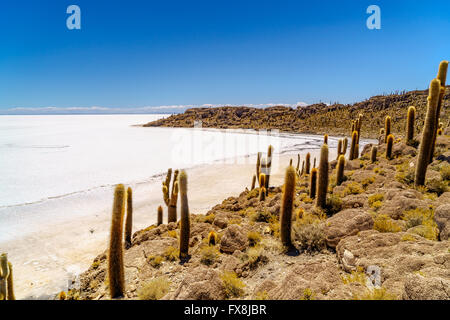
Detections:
[379, 128, 385, 145]
[415, 79, 441, 186]
[125, 187, 133, 249]
[429, 61, 448, 163]
[157, 205, 163, 226]
[163, 168, 179, 223]
[296, 207, 304, 221]
[305, 152, 311, 174]
[370, 146, 378, 163]
[208, 231, 218, 246]
[296, 154, 300, 171]
[356, 114, 363, 144]
[337, 139, 342, 160]
[251, 174, 256, 190]
[178, 170, 190, 260]
[316, 144, 329, 209]
[323, 134, 328, 144]
[384, 116, 391, 143]
[301, 161, 305, 176]
[0, 253, 9, 300]
[355, 144, 359, 159]
[259, 174, 266, 201]
[108, 184, 126, 298]
[265, 145, 274, 195]
[313, 157, 316, 168]
[289, 158, 293, 166]
[6, 262, 14, 300]
[349, 131, 358, 160]
[336, 155, 345, 186]
[256, 152, 262, 187]
[343, 137, 348, 156]
[406, 106, 416, 143]
[438, 128, 443, 135]
[309, 168, 318, 199]
[351, 121, 355, 134]
[386, 134, 394, 159]
[280, 166, 296, 249]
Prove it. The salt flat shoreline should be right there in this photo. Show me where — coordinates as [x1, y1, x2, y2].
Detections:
[0, 131, 372, 299]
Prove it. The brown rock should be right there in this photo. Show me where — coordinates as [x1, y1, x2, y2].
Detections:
[403, 274, 450, 300]
[324, 209, 374, 248]
[220, 224, 249, 254]
[336, 230, 450, 299]
[172, 266, 226, 300]
[434, 204, 450, 240]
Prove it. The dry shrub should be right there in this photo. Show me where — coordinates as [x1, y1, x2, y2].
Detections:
[137, 277, 170, 300]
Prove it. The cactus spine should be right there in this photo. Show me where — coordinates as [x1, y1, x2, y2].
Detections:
[406, 106, 416, 143]
[305, 152, 311, 174]
[386, 134, 394, 160]
[336, 155, 345, 186]
[280, 166, 296, 249]
[108, 184, 126, 298]
[316, 144, 329, 209]
[178, 170, 190, 260]
[157, 205, 163, 226]
[349, 131, 358, 160]
[384, 116, 391, 143]
[415, 79, 441, 186]
[251, 174, 256, 190]
[163, 169, 179, 223]
[309, 168, 317, 199]
[0, 253, 9, 300]
[125, 187, 133, 249]
[370, 146, 378, 163]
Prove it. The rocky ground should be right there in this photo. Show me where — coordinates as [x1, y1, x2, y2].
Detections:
[69, 132, 450, 300]
[144, 87, 449, 139]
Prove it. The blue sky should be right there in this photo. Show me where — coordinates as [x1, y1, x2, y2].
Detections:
[0, 0, 449, 114]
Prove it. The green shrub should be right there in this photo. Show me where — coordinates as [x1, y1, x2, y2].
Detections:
[221, 272, 245, 298]
[373, 214, 402, 233]
[200, 246, 219, 266]
[164, 246, 179, 261]
[147, 255, 164, 268]
[250, 208, 273, 223]
[325, 194, 343, 215]
[137, 277, 170, 300]
[247, 231, 262, 247]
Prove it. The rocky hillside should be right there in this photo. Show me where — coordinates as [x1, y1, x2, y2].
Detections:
[69, 133, 450, 300]
[144, 87, 450, 139]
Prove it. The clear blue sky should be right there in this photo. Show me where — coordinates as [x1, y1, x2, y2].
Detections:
[0, 0, 449, 113]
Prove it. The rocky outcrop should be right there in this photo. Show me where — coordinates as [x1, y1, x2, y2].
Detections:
[324, 209, 374, 248]
[336, 230, 450, 299]
[434, 204, 450, 240]
[220, 225, 249, 254]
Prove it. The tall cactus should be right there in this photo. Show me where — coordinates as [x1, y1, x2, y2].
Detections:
[178, 171, 190, 260]
[384, 116, 391, 143]
[108, 184, 126, 298]
[163, 169, 179, 223]
[124, 187, 133, 249]
[406, 106, 416, 143]
[6, 262, 14, 300]
[415, 79, 441, 186]
[0, 253, 9, 300]
[251, 174, 256, 190]
[370, 145, 378, 163]
[336, 155, 345, 186]
[349, 131, 358, 160]
[280, 166, 296, 249]
[256, 152, 262, 187]
[259, 174, 266, 201]
[429, 60, 448, 163]
[309, 168, 318, 199]
[343, 137, 348, 156]
[157, 205, 163, 226]
[386, 134, 394, 160]
[324, 134, 328, 144]
[296, 154, 300, 171]
[337, 139, 343, 160]
[316, 144, 329, 209]
[264, 145, 274, 195]
[305, 152, 311, 174]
